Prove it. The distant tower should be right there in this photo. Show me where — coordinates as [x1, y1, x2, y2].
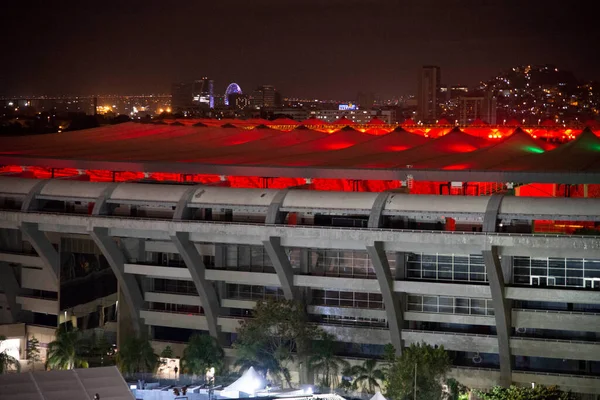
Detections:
[93, 97, 98, 115]
[171, 77, 214, 115]
[417, 66, 441, 123]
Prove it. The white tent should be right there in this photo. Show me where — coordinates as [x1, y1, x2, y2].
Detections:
[220, 367, 264, 398]
[370, 392, 387, 400]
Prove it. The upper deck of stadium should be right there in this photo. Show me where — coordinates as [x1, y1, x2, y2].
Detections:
[1, 117, 600, 191]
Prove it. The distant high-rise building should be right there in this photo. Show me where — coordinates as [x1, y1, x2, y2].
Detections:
[171, 78, 214, 114]
[458, 92, 497, 125]
[356, 92, 375, 109]
[450, 85, 469, 99]
[417, 66, 441, 123]
[251, 85, 278, 108]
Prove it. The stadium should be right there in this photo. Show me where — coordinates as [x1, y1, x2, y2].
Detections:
[1, 117, 600, 396]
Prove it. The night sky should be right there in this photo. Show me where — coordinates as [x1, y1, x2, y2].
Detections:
[1, 0, 597, 99]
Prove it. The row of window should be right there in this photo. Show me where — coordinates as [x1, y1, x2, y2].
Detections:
[513, 256, 600, 288]
[311, 314, 388, 328]
[407, 253, 488, 282]
[146, 248, 600, 291]
[149, 302, 202, 315]
[153, 278, 198, 295]
[226, 245, 275, 273]
[226, 284, 284, 301]
[311, 289, 384, 309]
[407, 294, 495, 316]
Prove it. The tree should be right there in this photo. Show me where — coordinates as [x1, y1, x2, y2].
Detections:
[160, 345, 174, 359]
[347, 358, 385, 394]
[181, 334, 224, 376]
[385, 343, 451, 400]
[26, 336, 41, 371]
[0, 335, 20, 373]
[308, 332, 349, 390]
[476, 385, 576, 400]
[234, 299, 320, 387]
[445, 378, 469, 400]
[46, 327, 89, 370]
[116, 336, 159, 374]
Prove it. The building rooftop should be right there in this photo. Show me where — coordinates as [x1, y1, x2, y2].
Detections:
[1, 119, 599, 186]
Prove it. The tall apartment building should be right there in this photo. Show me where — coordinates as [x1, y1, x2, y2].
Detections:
[459, 93, 498, 125]
[417, 66, 441, 123]
[171, 78, 214, 114]
[251, 85, 278, 108]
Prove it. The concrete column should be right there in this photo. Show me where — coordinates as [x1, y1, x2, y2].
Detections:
[91, 183, 119, 216]
[483, 194, 512, 387]
[395, 252, 407, 280]
[482, 247, 512, 387]
[215, 244, 226, 269]
[20, 222, 59, 286]
[171, 232, 221, 338]
[0, 262, 23, 323]
[366, 241, 403, 355]
[265, 189, 289, 225]
[367, 192, 390, 228]
[262, 236, 299, 301]
[501, 256, 513, 284]
[89, 227, 144, 336]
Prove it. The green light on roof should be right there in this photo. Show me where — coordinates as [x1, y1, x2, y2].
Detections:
[523, 146, 544, 154]
[589, 143, 600, 152]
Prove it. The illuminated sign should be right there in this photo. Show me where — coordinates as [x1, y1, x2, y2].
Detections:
[339, 103, 356, 111]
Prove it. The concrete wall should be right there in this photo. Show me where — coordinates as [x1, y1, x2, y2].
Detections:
[141, 310, 209, 331]
[21, 267, 58, 292]
[513, 309, 600, 332]
[16, 295, 58, 315]
[0, 252, 44, 267]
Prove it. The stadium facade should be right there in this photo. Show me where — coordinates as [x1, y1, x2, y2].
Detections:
[1, 119, 600, 395]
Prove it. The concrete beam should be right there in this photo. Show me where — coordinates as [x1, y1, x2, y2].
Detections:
[170, 231, 221, 338]
[262, 236, 299, 300]
[19, 222, 59, 286]
[89, 227, 144, 335]
[366, 241, 403, 354]
[482, 194, 512, 387]
[0, 262, 23, 322]
[6, 211, 600, 259]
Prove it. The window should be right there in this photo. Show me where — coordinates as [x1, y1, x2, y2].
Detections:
[407, 294, 494, 316]
[513, 256, 600, 288]
[311, 289, 384, 309]
[226, 284, 284, 301]
[407, 253, 487, 282]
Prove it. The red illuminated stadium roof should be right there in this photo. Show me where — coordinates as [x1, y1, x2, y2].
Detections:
[1, 120, 600, 185]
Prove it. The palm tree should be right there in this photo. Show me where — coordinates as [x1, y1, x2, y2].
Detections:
[349, 359, 385, 394]
[0, 335, 20, 373]
[46, 327, 89, 370]
[308, 333, 349, 390]
[116, 336, 159, 374]
[181, 334, 224, 377]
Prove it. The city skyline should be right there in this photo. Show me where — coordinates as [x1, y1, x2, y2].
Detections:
[0, 0, 597, 99]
